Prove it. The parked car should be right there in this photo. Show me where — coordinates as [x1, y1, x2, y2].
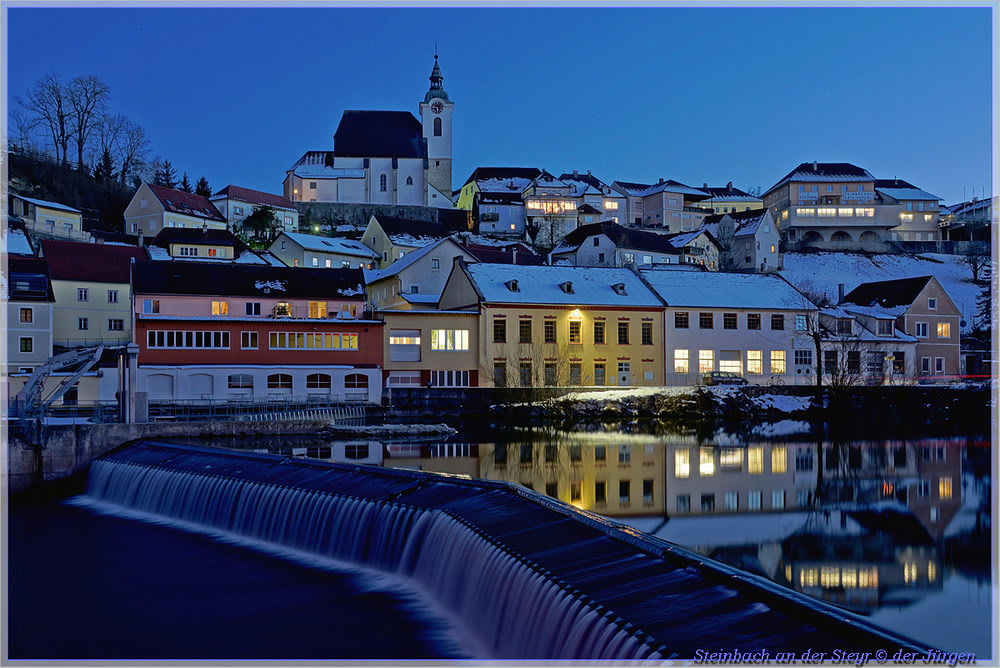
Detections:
[703, 371, 749, 386]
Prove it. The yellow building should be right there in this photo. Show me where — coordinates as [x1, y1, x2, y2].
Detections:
[9, 194, 86, 240]
[381, 309, 481, 389]
[124, 183, 228, 236]
[439, 262, 665, 387]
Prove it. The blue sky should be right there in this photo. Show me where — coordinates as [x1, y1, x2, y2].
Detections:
[3, 3, 996, 206]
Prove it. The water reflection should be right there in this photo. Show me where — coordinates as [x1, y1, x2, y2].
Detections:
[183, 431, 991, 656]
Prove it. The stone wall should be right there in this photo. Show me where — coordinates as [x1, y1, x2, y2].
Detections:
[296, 202, 470, 232]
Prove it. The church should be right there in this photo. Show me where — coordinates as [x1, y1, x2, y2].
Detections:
[283, 55, 454, 207]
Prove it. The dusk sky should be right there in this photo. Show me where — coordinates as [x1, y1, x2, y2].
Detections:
[4, 2, 996, 206]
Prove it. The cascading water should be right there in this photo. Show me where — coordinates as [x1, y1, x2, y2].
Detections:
[81, 457, 661, 660]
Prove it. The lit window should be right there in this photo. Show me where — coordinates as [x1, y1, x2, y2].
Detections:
[569, 320, 581, 344]
[698, 350, 714, 373]
[212, 301, 228, 316]
[699, 447, 715, 476]
[19, 308, 33, 323]
[675, 448, 690, 478]
[308, 301, 327, 319]
[936, 322, 950, 338]
[772, 446, 787, 473]
[747, 350, 762, 375]
[674, 349, 689, 374]
[770, 350, 786, 374]
[939, 477, 952, 499]
[748, 447, 763, 474]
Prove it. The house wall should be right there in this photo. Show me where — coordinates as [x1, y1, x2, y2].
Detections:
[905, 282, 962, 378]
[51, 279, 134, 348]
[6, 301, 54, 373]
[381, 310, 480, 389]
[14, 201, 82, 234]
[167, 241, 234, 260]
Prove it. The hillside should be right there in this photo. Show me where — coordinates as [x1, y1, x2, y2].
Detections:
[779, 252, 984, 327]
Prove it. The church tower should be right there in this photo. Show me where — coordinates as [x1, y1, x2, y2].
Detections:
[420, 53, 454, 200]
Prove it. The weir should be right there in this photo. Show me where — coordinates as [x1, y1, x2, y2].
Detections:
[83, 441, 932, 660]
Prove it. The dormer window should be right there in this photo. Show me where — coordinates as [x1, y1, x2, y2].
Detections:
[835, 319, 852, 335]
[273, 301, 293, 317]
[877, 320, 893, 336]
[612, 283, 627, 296]
[559, 281, 574, 294]
[505, 279, 519, 292]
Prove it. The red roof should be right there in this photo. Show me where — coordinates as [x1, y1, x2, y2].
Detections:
[147, 184, 226, 223]
[41, 240, 147, 283]
[212, 185, 296, 211]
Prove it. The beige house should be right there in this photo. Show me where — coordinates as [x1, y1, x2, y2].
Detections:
[439, 262, 666, 388]
[9, 194, 87, 240]
[210, 185, 299, 235]
[841, 276, 961, 379]
[124, 183, 227, 236]
[699, 182, 764, 215]
[268, 231, 378, 269]
[146, 227, 267, 263]
[381, 309, 480, 389]
[874, 179, 942, 243]
[365, 237, 477, 310]
[39, 239, 147, 350]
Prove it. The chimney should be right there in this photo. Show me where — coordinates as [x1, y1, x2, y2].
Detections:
[137, 229, 144, 247]
[727, 181, 733, 193]
[813, 161, 818, 172]
[658, 178, 664, 184]
[573, 170, 579, 178]
[703, 182, 708, 189]
[511, 247, 517, 265]
[838, 283, 845, 304]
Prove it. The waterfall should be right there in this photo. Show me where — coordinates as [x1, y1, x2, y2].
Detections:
[81, 457, 662, 660]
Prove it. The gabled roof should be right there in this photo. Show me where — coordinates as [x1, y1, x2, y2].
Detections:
[371, 215, 452, 243]
[151, 227, 243, 249]
[461, 242, 545, 265]
[364, 236, 469, 283]
[768, 162, 874, 191]
[278, 232, 378, 259]
[639, 270, 815, 310]
[577, 203, 603, 215]
[463, 263, 662, 307]
[334, 110, 426, 159]
[7, 256, 55, 302]
[211, 185, 296, 211]
[40, 239, 148, 283]
[552, 221, 680, 256]
[558, 171, 609, 192]
[146, 184, 227, 223]
[841, 276, 937, 310]
[132, 261, 366, 300]
[642, 179, 711, 199]
[478, 191, 524, 205]
[666, 227, 717, 249]
[462, 167, 541, 188]
[11, 194, 81, 214]
[873, 179, 940, 202]
[700, 184, 759, 201]
[704, 209, 772, 239]
[611, 180, 652, 196]
[286, 151, 367, 180]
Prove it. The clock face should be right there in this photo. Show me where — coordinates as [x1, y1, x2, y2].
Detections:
[431, 100, 444, 114]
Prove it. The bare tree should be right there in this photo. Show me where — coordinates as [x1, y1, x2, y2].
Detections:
[17, 72, 71, 165]
[118, 119, 150, 186]
[67, 75, 111, 172]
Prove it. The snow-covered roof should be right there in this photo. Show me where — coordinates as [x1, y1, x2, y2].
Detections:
[876, 187, 940, 202]
[290, 165, 366, 180]
[281, 232, 378, 258]
[476, 176, 534, 194]
[12, 195, 81, 213]
[640, 270, 816, 310]
[465, 264, 662, 307]
[5, 228, 35, 256]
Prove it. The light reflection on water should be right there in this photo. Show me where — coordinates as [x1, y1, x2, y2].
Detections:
[180, 430, 993, 659]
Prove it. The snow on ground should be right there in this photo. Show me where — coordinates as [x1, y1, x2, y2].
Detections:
[752, 393, 813, 412]
[751, 419, 813, 438]
[780, 252, 981, 325]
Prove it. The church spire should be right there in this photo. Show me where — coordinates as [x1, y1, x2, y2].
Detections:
[424, 53, 450, 103]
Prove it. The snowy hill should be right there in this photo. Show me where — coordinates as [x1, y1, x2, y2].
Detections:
[779, 252, 983, 328]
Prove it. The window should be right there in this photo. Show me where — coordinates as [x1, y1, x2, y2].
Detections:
[570, 482, 582, 501]
[544, 362, 557, 386]
[794, 350, 812, 366]
[618, 444, 631, 465]
[493, 361, 506, 387]
[847, 351, 861, 374]
[431, 258, 440, 270]
[306, 373, 332, 389]
[78, 317, 89, 330]
[720, 448, 742, 471]
[770, 314, 784, 330]
[724, 492, 739, 512]
[593, 321, 605, 344]
[771, 490, 786, 509]
[267, 373, 292, 389]
[269, 331, 357, 351]
[379, 174, 387, 192]
[698, 350, 714, 373]
[228, 374, 253, 389]
[699, 312, 713, 329]
[569, 363, 581, 385]
[519, 319, 532, 344]
[617, 321, 629, 345]
[915, 322, 929, 338]
[569, 320, 582, 344]
[796, 448, 814, 472]
[935, 357, 945, 374]
[674, 312, 689, 329]
[77, 288, 89, 302]
[674, 349, 690, 374]
[676, 494, 691, 513]
[747, 313, 761, 330]
[927, 297, 937, 310]
[878, 320, 893, 335]
[748, 447, 763, 474]
[308, 301, 327, 319]
[939, 477, 953, 500]
[148, 330, 230, 349]
[699, 447, 715, 476]
[241, 331, 258, 349]
[937, 322, 951, 338]
[770, 350, 786, 374]
[643, 480, 654, 506]
[619, 481, 630, 506]
[723, 313, 737, 330]
[19, 308, 33, 323]
[212, 301, 229, 316]
[772, 446, 787, 473]
[675, 448, 690, 478]
[748, 491, 762, 511]
[108, 319, 124, 331]
[107, 289, 119, 304]
[389, 330, 421, 362]
[701, 494, 715, 512]
[493, 318, 506, 343]
[519, 362, 532, 387]
[406, 176, 414, 186]
[641, 322, 653, 345]
[345, 373, 369, 390]
[431, 329, 469, 351]
[595, 481, 607, 504]
[19, 337, 33, 353]
[594, 363, 605, 386]
[544, 320, 556, 343]
[433, 117, 442, 136]
[242, 302, 260, 316]
[747, 350, 762, 375]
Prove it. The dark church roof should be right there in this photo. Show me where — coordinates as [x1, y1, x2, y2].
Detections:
[334, 111, 426, 160]
[841, 276, 935, 309]
[132, 260, 365, 300]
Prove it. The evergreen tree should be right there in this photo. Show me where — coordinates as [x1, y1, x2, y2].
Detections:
[179, 172, 193, 193]
[243, 204, 277, 243]
[195, 176, 212, 197]
[94, 147, 116, 182]
[973, 282, 993, 334]
[152, 159, 177, 188]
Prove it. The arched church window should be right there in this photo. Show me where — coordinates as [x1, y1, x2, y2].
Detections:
[405, 176, 413, 186]
[434, 117, 442, 136]
[379, 174, 387, 192]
